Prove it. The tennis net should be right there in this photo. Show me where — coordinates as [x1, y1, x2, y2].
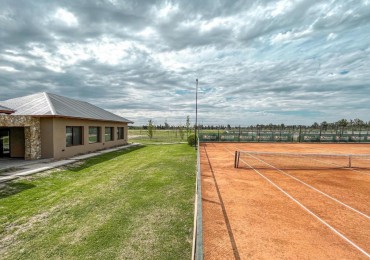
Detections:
[234, 151, 370, 170]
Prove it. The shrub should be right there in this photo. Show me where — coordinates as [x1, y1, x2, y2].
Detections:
[187, 134, 196, 146]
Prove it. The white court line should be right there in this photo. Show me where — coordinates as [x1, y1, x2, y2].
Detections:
[221, 145, 370, 258]
[235, 151, 370, 258]
[243, 152, 370, 220]
[345, 167, 370, 176]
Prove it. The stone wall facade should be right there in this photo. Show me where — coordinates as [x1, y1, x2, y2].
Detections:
[0, 115, 41, 160]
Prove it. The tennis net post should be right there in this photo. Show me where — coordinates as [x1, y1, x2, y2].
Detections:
[234, 151, 240, 168]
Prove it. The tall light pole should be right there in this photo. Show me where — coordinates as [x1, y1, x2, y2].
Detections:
[195, 78, 198, 150]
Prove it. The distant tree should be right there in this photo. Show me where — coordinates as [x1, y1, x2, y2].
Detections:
[353, 118, 365, 127]
[164, 120, 169, 129]
[147, 120, 154, 139]
[312, 122, 319, 129]
[186, 116, 191, 137]
[179, 125, 185, 140]
[320, 121, 328, 131]
[337, 119, 348, 127]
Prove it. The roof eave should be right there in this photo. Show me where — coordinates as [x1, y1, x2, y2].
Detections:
[0, 110, 15, 114]
[33, 114, 133, 124]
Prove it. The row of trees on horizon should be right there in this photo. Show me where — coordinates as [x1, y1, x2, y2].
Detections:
[130, 118, 369, 130]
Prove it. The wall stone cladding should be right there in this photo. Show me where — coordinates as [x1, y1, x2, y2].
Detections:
[0, 115, 41, 160]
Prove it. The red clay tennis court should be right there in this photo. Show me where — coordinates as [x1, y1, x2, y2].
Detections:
[200, 143, 370, 259]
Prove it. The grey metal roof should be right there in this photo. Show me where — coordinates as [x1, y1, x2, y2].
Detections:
[0, 92, 133, 123]
[0, 104, 15, 114]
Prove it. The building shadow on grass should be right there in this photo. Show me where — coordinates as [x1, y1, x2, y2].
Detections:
[0, 182, 36, 199]
[66, 145, 145, 172]
[0, 146, 145, 199]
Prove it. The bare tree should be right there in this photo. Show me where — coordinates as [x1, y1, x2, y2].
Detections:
[186, 115, 191, 137]
[179, 125, 185, 140]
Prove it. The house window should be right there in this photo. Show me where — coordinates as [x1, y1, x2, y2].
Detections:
[105, 127, 114, 142]
[66, 126, 83, 146]
[89, 127, 101, 143]
[117, 127, 124, 140]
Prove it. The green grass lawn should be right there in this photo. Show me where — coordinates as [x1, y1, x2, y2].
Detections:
[0, 144, 196, 259]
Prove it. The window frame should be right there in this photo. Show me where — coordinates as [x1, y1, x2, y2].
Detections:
[66, 126, 83, 147]
[117, 127, 124, 140]
[88, 126, 101, 144]
[105, 127, 114, 142]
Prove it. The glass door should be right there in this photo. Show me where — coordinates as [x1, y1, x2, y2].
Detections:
[0, 128, 10, 157]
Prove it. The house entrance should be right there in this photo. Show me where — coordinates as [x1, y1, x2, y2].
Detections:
[0, 128, 10, 157]
[0, 127, 25, 158]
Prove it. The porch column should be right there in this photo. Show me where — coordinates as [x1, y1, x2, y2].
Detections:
[24, 122, 41, 160]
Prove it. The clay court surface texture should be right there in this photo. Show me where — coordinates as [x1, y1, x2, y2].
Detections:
[200, 143, 370, 259]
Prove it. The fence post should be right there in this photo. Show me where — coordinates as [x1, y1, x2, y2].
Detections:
[234, 151, 238, 168]
[359, 126, 362, 143]
[238, 125, 241, 142]
[279, 127, 282, 142]
[349, 155, 352, 168]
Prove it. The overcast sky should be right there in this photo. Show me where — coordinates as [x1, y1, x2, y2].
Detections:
[1, 0, 369, 126]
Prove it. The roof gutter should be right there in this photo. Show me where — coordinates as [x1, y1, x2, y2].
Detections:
[0, 109, 15, 114]
[28, 114, 134, 124]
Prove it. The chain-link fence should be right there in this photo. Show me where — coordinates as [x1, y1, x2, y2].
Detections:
[128, 127, 191, 144]
[199, 125, 370, 143]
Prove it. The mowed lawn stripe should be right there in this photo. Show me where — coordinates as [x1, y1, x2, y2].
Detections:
[0, 144, 196, 259]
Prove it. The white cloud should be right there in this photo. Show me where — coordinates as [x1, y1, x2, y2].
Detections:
[155, 2, 179, 19]
[28, 44, 64, 72]
[53, 8, 78, 27]
[0, 53, 33, 66]
[199, 17, 233, 32]
[327, 33, 338, 41]
[270, 28, 312, 44]
[0, 66, 18, 72]
[136, 27, 157, 39]
[271, 0, 294, 17]
[88, 39, 131, 66]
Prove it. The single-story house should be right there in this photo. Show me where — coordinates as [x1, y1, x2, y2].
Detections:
[0, 92, 133, 160]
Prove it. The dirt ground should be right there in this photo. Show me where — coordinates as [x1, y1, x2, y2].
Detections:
[200, 143, 370, 259]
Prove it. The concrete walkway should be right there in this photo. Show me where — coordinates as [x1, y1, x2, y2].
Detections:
[0, 143, 141, 183]
[0, 158, 51, 172]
